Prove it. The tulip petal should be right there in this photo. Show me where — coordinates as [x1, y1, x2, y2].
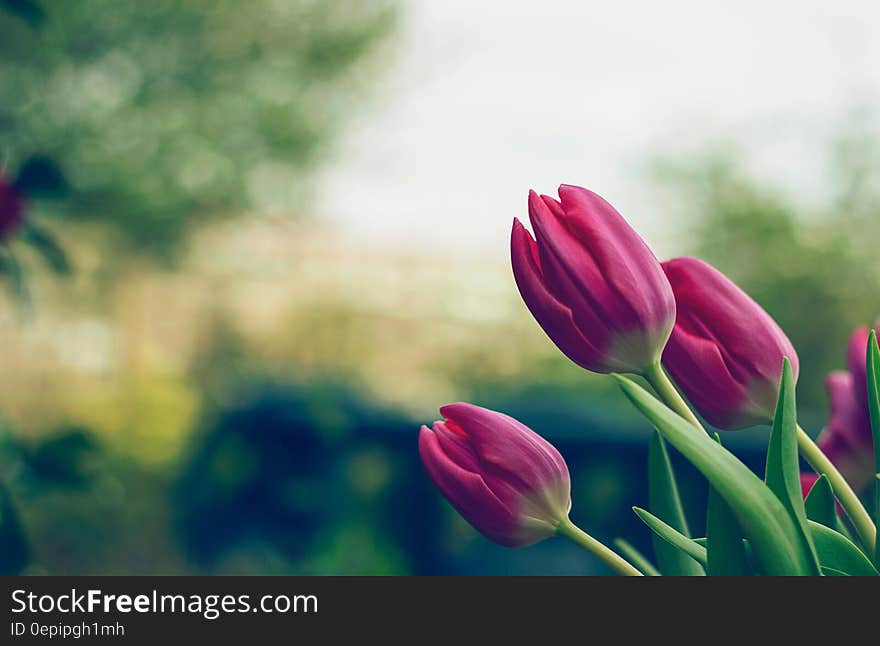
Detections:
[431, 420, 481, 474]
[662, 326, 758, 428]
[557, 185, 674, 334]
[847, 326, 870, 412]
[418, 426, 523, 546]
[511, 218, 608, 370]
[526, 192, 616, 347]
[662, 257, 798, 429]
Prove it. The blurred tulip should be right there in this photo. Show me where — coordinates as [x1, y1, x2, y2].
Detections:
[661, 257, 799, 430]
[846, 325, 871, 413]
[511, 184, 675, 374]
[418, 402, 571, 547]
[0, 173, 25, 240]
[802, 326, 877, 499]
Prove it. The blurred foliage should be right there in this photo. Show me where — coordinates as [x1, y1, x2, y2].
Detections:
[0, 0, 397, 259]
[0, 0, 44, 28]
[175, 380, 443, 574]
[0, 481, 29, 574]
[652, 135, 880, 417]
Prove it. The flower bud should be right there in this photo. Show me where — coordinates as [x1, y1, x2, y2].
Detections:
[661, 257, 799, 430]
[802, 326, 878, 498]
[418, 402, 571, 547]
[511, 185, 675, 374]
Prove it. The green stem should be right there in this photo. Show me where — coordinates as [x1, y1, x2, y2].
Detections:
[643, 362, 706, 432]
[613, 538, 661, 576]
[556, 517, 643, 576]
[796, 425, 876, 555]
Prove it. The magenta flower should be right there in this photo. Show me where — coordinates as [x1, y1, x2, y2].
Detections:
[511, 185, 675, 374]
[802, 326, 876, 498]
[661, 257, 799, 430]
[0, 173, 25, 240]
[418, 402, 571, 547]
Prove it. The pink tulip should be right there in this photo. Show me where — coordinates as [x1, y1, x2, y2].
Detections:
[511, 185, 675, 374]
[846, 325, 871, 413]
[661, 257, 799, 430]
[0, 173, 25, 240]
[801, 326, 877, 499]
[418, 402, 571, 547]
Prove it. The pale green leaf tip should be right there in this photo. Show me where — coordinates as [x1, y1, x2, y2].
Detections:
[780, 355, 793, 382]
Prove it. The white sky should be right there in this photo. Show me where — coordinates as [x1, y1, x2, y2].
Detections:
[317, 0, 880, 260]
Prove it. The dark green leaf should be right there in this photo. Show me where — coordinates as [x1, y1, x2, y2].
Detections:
[867, 331, 880, 474]
[764, 358, 821, 574]
[613, 538, 661, 576]
[648, 432, 704, 575]
[808, 520, 878, 576]
[707, 434, 750, 575]
[22, 225, 71, 275]
[633, 507, 707, 568]
[615, 374, 816, 575]
[804, 474, 836, 528]
[865, 331, 880, 566]
[875, 475, 880, 567]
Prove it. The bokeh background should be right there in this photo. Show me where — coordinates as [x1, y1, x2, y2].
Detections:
[1, 0, 879, 575]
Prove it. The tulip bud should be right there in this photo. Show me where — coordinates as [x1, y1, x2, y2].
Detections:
[418, 402, 571, 547]
[661, 257, 799, 430]
[801, 326, 878, 499]
[812, 371, 875, 494]
[846, 325, 871, 412]
[0, 173, 25, 240]
[511, 185, 675, 374]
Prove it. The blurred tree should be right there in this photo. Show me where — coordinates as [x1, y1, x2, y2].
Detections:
[651, 140, 880, 417]
[0, 0, 397, 259]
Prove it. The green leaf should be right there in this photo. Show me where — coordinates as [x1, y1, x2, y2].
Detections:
[804, 475, 836, 528]
[648, 432, 704, 575]
[808, 520, 878, 576]
[22, 225, 72, 275]
[633, 507, 707, 568]
[875, 475, 880, 567]
[867, 331, 880, 474]
[615, 374, 816, 575]
[613, 538, 661, 576]
[707, 434, 750, 575]
[865, 331, 880, 566]
[764, 358, 821, 574]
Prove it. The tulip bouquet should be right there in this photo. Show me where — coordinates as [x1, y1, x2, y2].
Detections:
[419, 184, 880, 576]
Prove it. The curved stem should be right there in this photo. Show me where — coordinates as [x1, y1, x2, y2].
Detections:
[556, 517, 643, 576]
[643, 362, 706, 432]
[796, 425, 876, 554]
